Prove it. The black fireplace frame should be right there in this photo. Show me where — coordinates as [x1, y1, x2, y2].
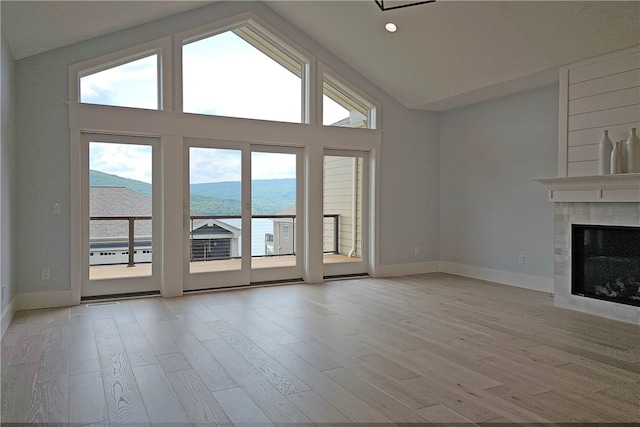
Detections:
[571, 224, 640, 307]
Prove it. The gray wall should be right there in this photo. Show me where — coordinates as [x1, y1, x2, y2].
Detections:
[1, 32, 17, 313]
[380, 109, 440, 265]
[13, 1, 439, 296]
[439, 84, 558, 279]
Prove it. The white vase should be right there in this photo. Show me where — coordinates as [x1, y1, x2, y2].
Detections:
[626, 127, 639, 173]
[610, 141, 622, 174]
[598, 130, 613, 175]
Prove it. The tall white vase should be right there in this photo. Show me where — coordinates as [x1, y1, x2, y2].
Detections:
[598, 130, 613, 175]
[610, 141, 622, 174]
[626, 127, 639, 173]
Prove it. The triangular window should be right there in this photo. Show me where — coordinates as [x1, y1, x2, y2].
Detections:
[80, 53, 159, 110]
[182, 22, 307, 123]
[323, 73, 375, 129]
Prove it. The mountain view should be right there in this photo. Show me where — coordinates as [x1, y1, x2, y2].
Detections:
[90, 170, 296, 215]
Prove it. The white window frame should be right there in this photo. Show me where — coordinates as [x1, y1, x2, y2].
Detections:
[80, 133, 162, 298]
[322, 149, 371, 277]
[175, 12, 314, 124]
[68, 11, 383, 303]
[69, 37, 173, 111]
[318, 62, 380, 130]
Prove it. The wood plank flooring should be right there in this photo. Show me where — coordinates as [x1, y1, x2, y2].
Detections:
[1, 273, 639, 425]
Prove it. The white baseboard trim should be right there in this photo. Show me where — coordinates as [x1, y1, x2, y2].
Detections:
[5, 263, 551, 314]
[375, 261, 440, 278]
[18, 290, 71, 311]
[439, 261, 553, 293]
[1, 296, 17, 339]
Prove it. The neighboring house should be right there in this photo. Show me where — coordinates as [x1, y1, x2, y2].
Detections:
[189, 217, 241, 261]
[268, 155, 363, 258]
[268, 205, 296, 256]
[90, 187, 240, 265]
[323, 156, 362, 258]
[329, 111, 367, 129]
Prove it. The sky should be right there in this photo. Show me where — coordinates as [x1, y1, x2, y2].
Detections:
[84, 29, 348, 184]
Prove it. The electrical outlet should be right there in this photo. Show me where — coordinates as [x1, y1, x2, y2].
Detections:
[518, 255, 524, 264]
[53, 202, 62, 214]
[42, 268, 50, 280]
[415, 246, 420, 255]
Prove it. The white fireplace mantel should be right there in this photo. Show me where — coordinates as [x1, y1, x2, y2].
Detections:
[534, 173, 640, 203]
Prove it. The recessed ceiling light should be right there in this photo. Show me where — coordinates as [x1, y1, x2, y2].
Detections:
[385, 22, 397, 33]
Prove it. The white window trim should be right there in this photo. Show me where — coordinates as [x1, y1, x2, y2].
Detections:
[67, 11, 383, 303]
[69, 37, 173, 111]
[76, 133, 163, 300]
[317, 62, 380, 130]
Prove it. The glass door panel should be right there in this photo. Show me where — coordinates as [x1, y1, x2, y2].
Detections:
[250, 147, 303, 282]
[189, 147, 242, 274]
[184, 142, 303, 290]
[323, 151, 368, 277]
[82, 134, 160, 297]
[185, 142, 249, 291]
[251, 151, 297, 269]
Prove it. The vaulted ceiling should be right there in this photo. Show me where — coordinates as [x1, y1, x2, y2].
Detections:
[2, 1, 639, 111]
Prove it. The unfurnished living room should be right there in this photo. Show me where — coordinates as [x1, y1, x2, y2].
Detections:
[1, 1, 639, 425]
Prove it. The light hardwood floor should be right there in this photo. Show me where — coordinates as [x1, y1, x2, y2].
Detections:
[1, 273, 639, 425]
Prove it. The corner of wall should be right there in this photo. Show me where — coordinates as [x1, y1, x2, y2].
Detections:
[1, 30, 19, 332]
[1, 294, 16, 339]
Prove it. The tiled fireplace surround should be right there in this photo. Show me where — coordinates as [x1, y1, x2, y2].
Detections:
[554, 202, 640, 324]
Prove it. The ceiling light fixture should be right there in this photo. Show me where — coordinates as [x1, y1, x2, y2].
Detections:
[374, 0, 436, 11]
[385, 22, 398, 32]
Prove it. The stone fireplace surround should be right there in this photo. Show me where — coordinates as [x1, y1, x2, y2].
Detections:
[554, 202, 640, 324]
[535, 173, 640, 324]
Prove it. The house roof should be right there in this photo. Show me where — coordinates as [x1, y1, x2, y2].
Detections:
[90, 187, 152, 240]
[91, 186, 152, 217]
[90, 186, 240, 241]
[278, 205, 297, 216]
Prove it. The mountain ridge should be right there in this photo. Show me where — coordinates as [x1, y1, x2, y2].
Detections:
[90, 169, 295, 215]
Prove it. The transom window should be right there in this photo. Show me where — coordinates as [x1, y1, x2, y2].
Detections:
[71, 14, 378, 129]
[80, 53, 159, 110]
[323, 73, 375, 129]
[182, 22, 307, 123]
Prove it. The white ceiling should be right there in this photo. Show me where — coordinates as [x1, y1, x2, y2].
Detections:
[2, 1, 639, 111]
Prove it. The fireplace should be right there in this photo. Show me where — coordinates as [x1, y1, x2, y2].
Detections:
[572, 224, 640, 307]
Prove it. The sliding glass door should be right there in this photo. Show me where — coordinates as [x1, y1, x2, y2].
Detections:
[184, 139, 302, 291]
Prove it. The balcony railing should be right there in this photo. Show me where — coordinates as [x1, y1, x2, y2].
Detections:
[89, 214, 340, 266]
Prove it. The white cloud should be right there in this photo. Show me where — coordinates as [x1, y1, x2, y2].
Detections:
[183, 32, 302, 122]
[81, 55, 157, 109]
[90, 142, 152, 183]
[189, 147, 241, 183]
[251, 152, 296, 180]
